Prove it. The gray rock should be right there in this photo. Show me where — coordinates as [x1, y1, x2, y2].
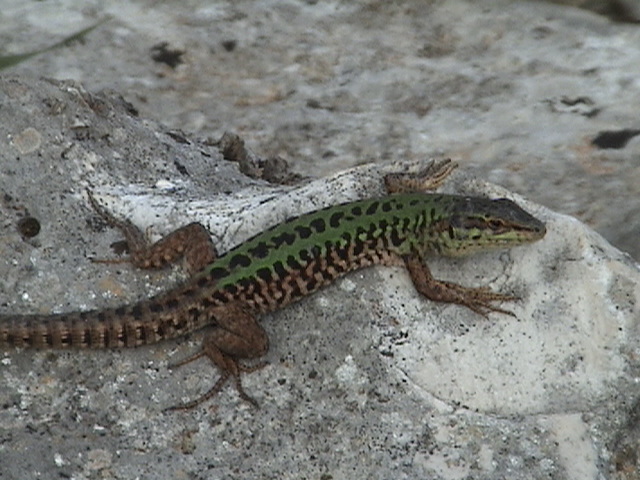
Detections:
[0, 77, 639, 480]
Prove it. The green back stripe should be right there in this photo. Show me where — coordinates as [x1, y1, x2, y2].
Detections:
[202, 193, 457, 288]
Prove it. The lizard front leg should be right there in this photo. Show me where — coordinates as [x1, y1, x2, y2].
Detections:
[384, 158, 457, 194]
[87, 191, 216, 274]
[402, 253, 517, 317]
[165, 302, 269, 411]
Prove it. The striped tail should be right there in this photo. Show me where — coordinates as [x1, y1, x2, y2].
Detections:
[0, 293, 214, 349]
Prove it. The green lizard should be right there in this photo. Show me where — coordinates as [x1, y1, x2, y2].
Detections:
[0, 160, 546, 410]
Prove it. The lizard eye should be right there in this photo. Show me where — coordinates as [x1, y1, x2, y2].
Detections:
[489, 219, 503, 230]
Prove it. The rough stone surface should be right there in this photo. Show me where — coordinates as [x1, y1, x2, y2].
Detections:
[0, 76, 639, 480]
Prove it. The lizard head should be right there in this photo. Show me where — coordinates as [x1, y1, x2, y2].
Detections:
[436, 196, 546, 257]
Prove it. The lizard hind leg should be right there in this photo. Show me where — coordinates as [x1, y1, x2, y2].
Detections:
[164, 303, 269, 411]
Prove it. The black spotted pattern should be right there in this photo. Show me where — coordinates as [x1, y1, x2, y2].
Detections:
[299, 248, 311, 262]
[273, 261, 288, 278]
[257, 267, 273, 282]
[390, 229, 403, 247]
[310, 218, 326, 233]
[229, 254, 252, 269]
[286, 255, 302, 270]
[272, 231, 297, 248]
[329, 211, 344, 228]
[294, 225, 313, 239]
[210, 267, 230, 280]
[248, 241, 270, 258]
[366, 201, 379, 215]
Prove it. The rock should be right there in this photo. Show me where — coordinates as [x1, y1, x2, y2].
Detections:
[0, 77, 638, 480]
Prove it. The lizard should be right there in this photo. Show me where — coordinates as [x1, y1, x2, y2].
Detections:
[0, 159, 546, 410]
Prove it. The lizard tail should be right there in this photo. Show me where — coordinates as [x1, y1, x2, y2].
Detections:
[0, 298, 209, 349]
